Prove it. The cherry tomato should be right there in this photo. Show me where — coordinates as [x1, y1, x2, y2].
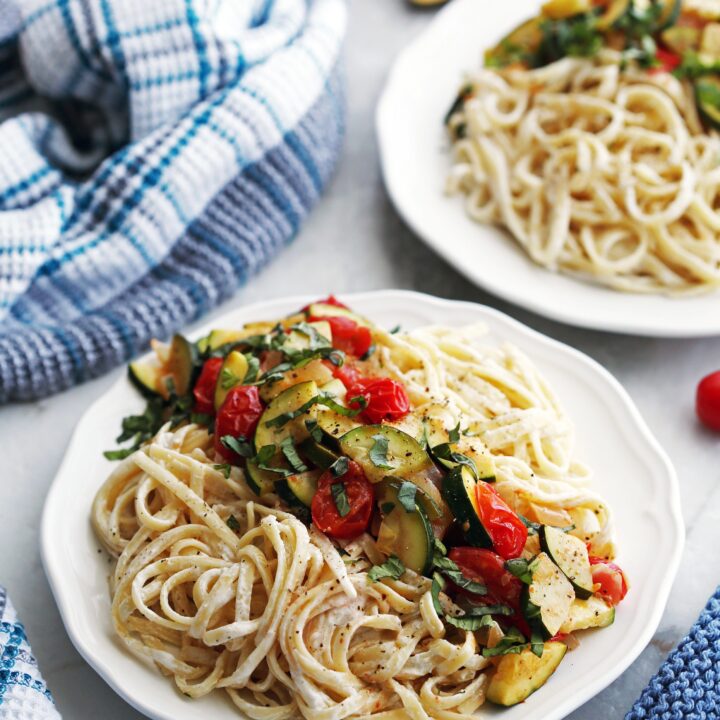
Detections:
[324, 359, 364, 391]
[193, 357, 223, 415]
[311, 460, 374, 539]
[350, 377, 410, 424]
[302, 294, 349, 311]
[309, 314, 372, 357]
[589, 557, 628, 606]
[475, 483, 528, 560]
[449, 547, 530, 637]
[650, 48, 680, 74]
[214, 385, 264, 462]
[696, 370, 720, 431]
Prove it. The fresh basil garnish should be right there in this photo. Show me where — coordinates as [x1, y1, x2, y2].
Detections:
[280, 437, 307, 473]
[329, 456, 349, 478]
[368, 555, 405, 582]
[331, 482, 351, 517]
[221, 435, 254, 458]
[226, 515, 241, 532]
[505, 558, 533, 585]
[369, 433, 393, 470]
[213, 463, 232, 478]
[396, 482, 417, 513]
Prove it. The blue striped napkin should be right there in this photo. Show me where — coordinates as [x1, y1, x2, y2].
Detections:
[0, 587, 60, 719]
[0, 0, 346, 403]
[627, 585, 720, 719]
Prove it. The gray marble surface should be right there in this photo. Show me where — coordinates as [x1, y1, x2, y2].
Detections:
[2, 1, 720, 717]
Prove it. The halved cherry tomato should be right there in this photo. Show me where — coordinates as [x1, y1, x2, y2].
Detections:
[324, 359, 364, 391]
[475, 483, 528, 560]
[311, 460, 374, 539]
[448, 547, 530, 636]
[696, 370, 720, 431]
[309, 314, 372, 357]
[589, 557, 628, 606]
[214, 385, 264, 462]
[350, 377, 410, 424]
[193, 357, 223, 415]
[650, 48, 681, 74]
[302, 294, 349, 311]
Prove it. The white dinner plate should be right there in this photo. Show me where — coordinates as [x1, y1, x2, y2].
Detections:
[376, 0, 720, 337]
[42, 290, 683, 720]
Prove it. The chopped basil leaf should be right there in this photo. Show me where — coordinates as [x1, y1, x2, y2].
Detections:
[381, 502, 395, 514]
[519, 514, 541, 535]
[431, 572, 446, 615]
[389, 325, 401, 334]
[448, 423, 461, 444]
[360, 344, 375, 361]
[433, 537, 448, 557]
[531, 631, 545, 658]
[104, 396, 166, 459]
[103, 447, 137, 461]
[481, 626, 527, 658]
[213, 463, 232, 478]
[226, 515, 241, 531]
[369, 434, 393, 470]
[331, 482, 351, 517]
[368, 555, 405, 582]
[396, 482, 417, 513]
[280, 437, 308, 473]
[190, 412, 213, 427]
[329, 456, 349, 478]
[430, 443, 478, 478]
[446, 613, 496, 631]
[505, 558, 533, 585]
[433, 555, 487, 595]
[243, 354, 260, 384]
[253, 444, 292, 477]
[221, 435, 254, 458]
[220, 367, 238, 390]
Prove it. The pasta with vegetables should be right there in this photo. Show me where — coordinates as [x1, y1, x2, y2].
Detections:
[94, 296, 627, 717]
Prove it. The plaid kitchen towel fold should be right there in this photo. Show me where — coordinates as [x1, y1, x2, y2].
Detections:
[0, 0, 346, 403]
[626, 585, 720, 720]
[0, 587, 60, 719]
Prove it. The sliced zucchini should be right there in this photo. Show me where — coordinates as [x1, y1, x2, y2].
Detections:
[259, 359, 333, 403]
[486, 642, 567, 707]
[442, 466, 491, 547]
[542, 0, 591, 20]
[254, 381, 318, 452]
[376, 479, 441, 531]
[128, 359, 163, 398]
[284, 320, 332, 352]
[695, 76, 720, 129]
[286, 470, 320, 506]
[299, 438, 339, 470]
[376, 487, 434, 575]
[540, 525, 594, 600]
[319, 378, 346, 400]
[559, 596, 615, 633]
[596, 0, 630, 30]
[305, 303, 369, 326]
[214, 350, 249, 410]
[165, 334, 196, 396]
[204, 329, 247, 352]
[661, 25, 701, 54]
[339, 425, 433, 484]
[245, 458, 276, 496]
[339, 425, 450, 533]
[655, 0, 681, 31]
[522, 553, 575, 639]
[315, 409, 362, 450]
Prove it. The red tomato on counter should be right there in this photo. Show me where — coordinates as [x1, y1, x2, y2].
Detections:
[697, 371, 720, 431]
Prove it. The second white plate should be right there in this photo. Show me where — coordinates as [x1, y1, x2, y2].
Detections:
[42, 290, 683, 720]
[376, 0, 720, 337]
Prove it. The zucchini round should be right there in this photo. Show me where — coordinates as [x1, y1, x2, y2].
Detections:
[259, 359, 334, 403]
[541, 0, 591, 20]
[522, 552, 575, 639]
[655, 0, 681, 31]
[286, 470, 320, 506]
[128, 359, 163, 398]
[540, 525, 594, 599]
[254, 381, 319, 453]
[442, 466, 492, 547]
[244, 458, 276, 496]
[596, 0, 630, 30]
[486, 642, 567, 706]
[485, 17, 542, 67]
[305, 303, 369, 326]
[299, 438, 339, 470]
[315, 409, 361, 450]
[559, 595, 615, 633]
[376, 486, 435, 575]
[660, 25, 701, 54]
[214, 350, 249, 410]
[165, 334, 196, 396]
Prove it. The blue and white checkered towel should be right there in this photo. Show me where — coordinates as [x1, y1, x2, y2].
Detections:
[627, 585, 720, 719]
[0, 587, 60, 719]
[0, 0, 346, 403]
